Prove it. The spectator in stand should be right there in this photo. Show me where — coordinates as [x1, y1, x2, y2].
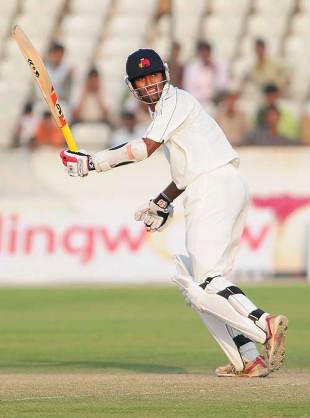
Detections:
[167, 41, 183, 88]
[110, 110, 147, 148]
[256, 83, 298, 141]
[183, 40, 228, 104]
[45, 42, 72, 102]
[246, 38, 290, 96]
[300, 105, 310, 145]
[243, 105, 295, 146]
[14, 102, 38, 147]
[158, 0, 170, 16]
[136, 101, 151, 124]
[215, 87, 251, 146]
[122, 94, 151, 125]
[33, 110, 64, 148]
[72, 67, 109, 124]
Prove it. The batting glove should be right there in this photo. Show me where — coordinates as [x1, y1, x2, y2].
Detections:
[135, 193, 174, 232]
[60, 149, 95, 177]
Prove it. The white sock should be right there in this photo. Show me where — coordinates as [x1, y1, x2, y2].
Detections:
[239, 342, 260, 362]
[228, 326, 259, 363]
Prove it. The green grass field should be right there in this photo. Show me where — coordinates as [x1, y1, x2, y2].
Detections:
[0, 283, 309, 418]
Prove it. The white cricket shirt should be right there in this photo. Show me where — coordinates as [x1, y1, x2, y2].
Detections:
[144, 85, 239, 189]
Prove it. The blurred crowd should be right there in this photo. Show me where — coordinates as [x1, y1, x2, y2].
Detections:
[13, 36, 310, 150]
[168, 37, 309, 147]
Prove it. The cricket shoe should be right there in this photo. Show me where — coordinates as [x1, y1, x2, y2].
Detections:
[264, 314, 288, 372]
[215, 356, 269, 377]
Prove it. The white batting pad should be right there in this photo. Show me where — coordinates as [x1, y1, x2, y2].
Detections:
[198, 311, 245, 371]
[172, 274, 266, 343]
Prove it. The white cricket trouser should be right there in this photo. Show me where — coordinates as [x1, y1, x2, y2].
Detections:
[182, 162, 264, 369]
[183, 162, 249, 283]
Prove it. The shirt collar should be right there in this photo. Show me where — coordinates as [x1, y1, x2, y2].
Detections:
[150, 84, 176, 117]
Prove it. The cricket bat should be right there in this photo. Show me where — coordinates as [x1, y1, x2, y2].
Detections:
[12, 25, 78, 151]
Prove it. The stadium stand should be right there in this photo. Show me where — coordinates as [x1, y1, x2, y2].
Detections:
[71, 122, 111, 150]
[0, 0, 309, 149]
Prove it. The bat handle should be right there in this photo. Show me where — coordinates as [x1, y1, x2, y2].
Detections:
[61, 124, 78, 152]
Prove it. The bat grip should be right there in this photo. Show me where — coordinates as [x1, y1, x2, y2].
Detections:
[61, 124, 78, 152]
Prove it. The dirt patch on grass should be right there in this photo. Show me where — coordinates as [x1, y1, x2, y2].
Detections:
[1, 370, 310, 403]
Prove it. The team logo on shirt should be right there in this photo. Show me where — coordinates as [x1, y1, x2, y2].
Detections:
[138, 58, 151, 68]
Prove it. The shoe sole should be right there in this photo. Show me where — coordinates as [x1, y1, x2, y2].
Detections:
[216, 371, 269, 378]
[268, 315, 288, 372]
[247, 368, 269, 378]
[216, 367, 269, 378]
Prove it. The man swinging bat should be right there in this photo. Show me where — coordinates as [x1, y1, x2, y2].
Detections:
[60, 49, 288, 377]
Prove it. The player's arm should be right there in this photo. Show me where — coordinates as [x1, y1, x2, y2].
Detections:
[60, 137, 161, 177]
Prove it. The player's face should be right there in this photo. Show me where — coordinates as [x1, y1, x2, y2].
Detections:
[133, 72, 165, 104]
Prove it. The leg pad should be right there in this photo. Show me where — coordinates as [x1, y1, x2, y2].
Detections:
[248, 308, 265, 322]
[218, 286, 245, 299]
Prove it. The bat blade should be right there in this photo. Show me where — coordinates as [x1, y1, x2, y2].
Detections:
[12, 25, 78, 151]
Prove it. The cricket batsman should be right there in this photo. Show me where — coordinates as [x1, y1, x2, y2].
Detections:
[60, 49, 288, 377]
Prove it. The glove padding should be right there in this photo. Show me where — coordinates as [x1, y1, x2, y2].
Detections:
[60, 149, 95, 177]
[135, 193, 174, 232]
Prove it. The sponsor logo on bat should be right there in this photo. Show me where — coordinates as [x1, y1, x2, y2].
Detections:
[50, 88, 66, 126]
[27, 58, 39, 77]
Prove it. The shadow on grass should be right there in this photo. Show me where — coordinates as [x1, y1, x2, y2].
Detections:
[0, 361, 187, 374]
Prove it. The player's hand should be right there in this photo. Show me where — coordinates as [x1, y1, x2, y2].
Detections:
[60, 149, 95, 177]
[134, 193, 174, 232]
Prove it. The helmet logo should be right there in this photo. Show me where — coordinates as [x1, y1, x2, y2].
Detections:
[138, 58, 151, 68]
